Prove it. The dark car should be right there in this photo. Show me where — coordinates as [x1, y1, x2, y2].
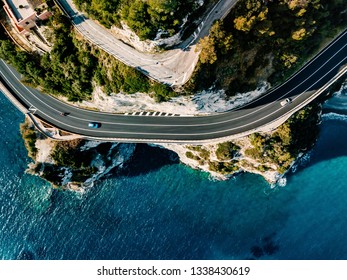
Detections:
[280, 98, 292, 106]
[88, 122, 101, 129]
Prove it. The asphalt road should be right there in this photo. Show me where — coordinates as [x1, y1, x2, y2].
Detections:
[56, 0, 240, 86]
[1, 30, 346, 143]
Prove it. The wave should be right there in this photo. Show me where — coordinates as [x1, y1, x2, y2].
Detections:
[331, 79, 347, 97]
[323, 80, 347, 111]
[290, 152, 312, 174]
[277, 177, 287, 187]
[322, 112, 347, 122]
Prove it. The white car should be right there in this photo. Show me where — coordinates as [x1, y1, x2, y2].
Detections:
[280, 98, 292, 106]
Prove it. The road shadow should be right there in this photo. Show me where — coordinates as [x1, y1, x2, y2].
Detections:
[73, 15, 86, 25]
[237, 87, 300, 111]
[135, 67, 149, 76]
[57, 0, 78, 17]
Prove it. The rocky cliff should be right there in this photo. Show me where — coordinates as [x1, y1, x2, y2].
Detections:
[21, 102, 321, 190]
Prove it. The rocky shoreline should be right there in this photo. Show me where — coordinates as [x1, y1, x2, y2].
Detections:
[23, 129, 136, 193]
[21, 100, 322, 191]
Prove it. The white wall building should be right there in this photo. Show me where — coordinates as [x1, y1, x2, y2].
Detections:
[3, 0, 51, 34]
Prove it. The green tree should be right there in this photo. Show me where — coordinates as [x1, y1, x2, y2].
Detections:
[123, 0, 156, 40]
[196, 21, 233, 64]
[291, 27, 307, 40]
[216, 142, 240, 161]
[196, 36, 217, 64]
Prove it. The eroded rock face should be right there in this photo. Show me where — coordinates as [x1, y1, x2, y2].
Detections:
[22, 101, 321, 191]
[160, 104, 322, 185]
[25, 133, 136, 192]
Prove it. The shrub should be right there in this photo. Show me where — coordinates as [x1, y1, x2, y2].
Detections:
[51, 139, 92, 169]
[216, 142, 240, 160]
[20, 121, 38, 159]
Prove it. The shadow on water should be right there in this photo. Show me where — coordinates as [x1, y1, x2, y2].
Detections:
[114, 144, 179, 178]
[286, 112, 347, 180]
[315, 123, 347, 160]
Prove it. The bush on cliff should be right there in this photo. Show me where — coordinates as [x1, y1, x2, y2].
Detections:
[245, 104, 320, 173]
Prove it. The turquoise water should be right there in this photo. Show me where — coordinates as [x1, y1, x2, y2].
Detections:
[0, 87, 347, 260]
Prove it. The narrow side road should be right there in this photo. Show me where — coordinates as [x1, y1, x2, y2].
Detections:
[56, 0, 240, 86]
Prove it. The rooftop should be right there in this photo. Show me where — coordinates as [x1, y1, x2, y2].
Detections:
[6, 0, 35, 21]
[27, 0, 45, 9]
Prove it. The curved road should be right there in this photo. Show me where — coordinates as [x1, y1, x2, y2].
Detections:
[56, 0, 239, 86]
[1, 29, 346, 143]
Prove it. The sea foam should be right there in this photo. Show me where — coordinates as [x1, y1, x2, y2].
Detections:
[322, 112, 347, 122]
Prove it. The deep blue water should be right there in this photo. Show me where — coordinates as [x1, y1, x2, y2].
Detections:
[0, 84, 347, 260]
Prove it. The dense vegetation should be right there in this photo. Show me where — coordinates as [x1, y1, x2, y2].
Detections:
[32, 139, 125, 187]
[0, 14, 94, 101]
[91, 45, 175, 101]
[187, 0, 347, 95]
[37, 140, 111, 186]
[51, 139, 93, 169]
[185, 143, 240, 175]
[19, 120, 97, 184]
[184, 104, 320, 175]
[0, 12, 173, 101]
[20, 120, 39, 159]
[215, 141, 240, 161]
[73, 0, 201, 40]
[245, 104, 320, 173]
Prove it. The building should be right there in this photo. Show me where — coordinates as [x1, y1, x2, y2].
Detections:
[3, 0, 51, 34]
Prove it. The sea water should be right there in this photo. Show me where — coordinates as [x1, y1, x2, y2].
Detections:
[0, 85, 347, 260]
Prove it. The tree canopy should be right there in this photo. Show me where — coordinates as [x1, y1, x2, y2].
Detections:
[188, 0, 347, 96]
[73, 0, 197, 40]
